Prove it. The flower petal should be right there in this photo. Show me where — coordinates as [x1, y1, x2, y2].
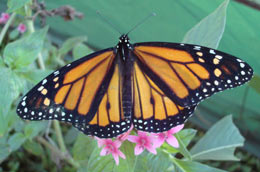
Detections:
[137, 131, 148, 137]
[96, 138, 106, 148]
[127, 135, 139, 143]
[135, 145, 144, 155]
[169, 124, 184, 134]
[146, 145, 157, 155]
[153, 136, 165, 148]
[114, 140, 122, 148]
[112, 153, 119, 165]
[100, 148, 108, 156]
[118, 150, 126, 159]
[166, 135, 179, 148]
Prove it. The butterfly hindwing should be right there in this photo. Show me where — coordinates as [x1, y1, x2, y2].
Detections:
[133, 62, 196, 133]
[134, 42, 253, 107]
[75, 64, 132, 138]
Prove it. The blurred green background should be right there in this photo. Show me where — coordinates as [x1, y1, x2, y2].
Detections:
[1, 0, 260, 157]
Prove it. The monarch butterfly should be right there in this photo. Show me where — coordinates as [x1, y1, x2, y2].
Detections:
[16, 33, 253, 138]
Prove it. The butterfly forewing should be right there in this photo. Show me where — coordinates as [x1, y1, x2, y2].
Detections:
[133, 42, 253, 107]
[17, 48, 117, 127]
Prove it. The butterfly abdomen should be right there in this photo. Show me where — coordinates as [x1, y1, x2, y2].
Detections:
[121, 56, 134, 120]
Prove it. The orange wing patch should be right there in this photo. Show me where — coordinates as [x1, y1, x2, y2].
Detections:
[134, 63, 181, 120]
[135, 46, 209, 99]
[54, 51, 115, 116]
[133, 62, 195, 133]
[136, 46, 194, 62]
[89, 65, 121, 127]
[63, 51, 113, 84]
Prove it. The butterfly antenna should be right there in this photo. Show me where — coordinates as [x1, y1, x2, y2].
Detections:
[126, 12, 156, 35]
[96, 10, 122, 35]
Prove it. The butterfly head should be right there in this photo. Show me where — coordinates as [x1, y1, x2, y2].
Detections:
[117, 34, 131, 49]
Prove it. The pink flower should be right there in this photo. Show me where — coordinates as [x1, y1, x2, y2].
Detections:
[17, 23, 27, 33]
[96, 138, 126, 165]
[153, 124, 184, 148]
[116, 125, 133, 142]
[127, 131, 157, 155]
[0, 13, 9, 24]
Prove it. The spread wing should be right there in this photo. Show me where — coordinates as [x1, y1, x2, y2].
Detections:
[17, 48, 130, 138]
[133, 42, 253, 107]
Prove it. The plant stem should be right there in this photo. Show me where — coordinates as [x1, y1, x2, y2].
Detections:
[37, 137, 80, 168]
[25, 4, 45, 70]
[24, 2, 77, 168]
[0, 13, 16, 46]
[53, 120, 67, 153]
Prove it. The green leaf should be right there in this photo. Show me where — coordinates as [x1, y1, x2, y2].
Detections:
[182, 0, 229, 48]
[145, 150, 171, 172]
[0, 109, 19, 136]
[175, 133, 192, 160]
[0, 143, 10, 162]
[0, 67, 24, 116]
[7, 0, 31, 12]
[72, 133, 97, 162]
[190, 115, 244, 161]
[172, 158, 227, 172]
[87, 146, 114, 172]
[113, 141, 137, 172]
[23, 140, 44, 156]
[0, 113, 8, 137]
[178, 129, 197, 147]
[19, 68, 52, 84]
[58, 36, 87, 57]
[8, 132, 26, 152]
[24, 121, 48, 139]
[72, 43, 93, 60]
[3, 27, 48, 68]
[64, 128, 78, 145]
[248, 75, 260, 94]
[162, 129, 196, 157]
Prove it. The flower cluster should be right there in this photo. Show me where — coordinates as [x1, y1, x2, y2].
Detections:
[0, 13, 9, 24]
[0, 13, 26, 33]
[96, 124, 184, 165]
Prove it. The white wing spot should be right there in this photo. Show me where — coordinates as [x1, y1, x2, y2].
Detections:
[210, 49, 216, 54]
[21, 101, 26, 106]
[42, 79, 47, 85]
[49, 109, 54, 113]
[194, 46, 201, 50]
[54, 71, 60, 76]
[215, 55, 223, 59]
[37, 86, 44, 91]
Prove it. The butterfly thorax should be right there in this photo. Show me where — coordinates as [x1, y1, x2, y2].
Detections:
[116, 34, 134, 120]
